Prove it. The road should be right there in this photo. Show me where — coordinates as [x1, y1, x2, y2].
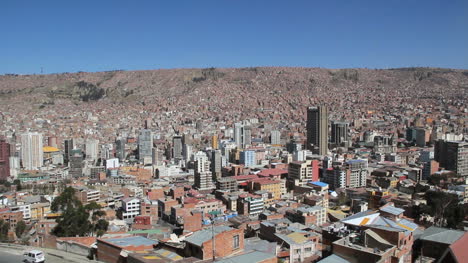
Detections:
[0, 248, 69, 263]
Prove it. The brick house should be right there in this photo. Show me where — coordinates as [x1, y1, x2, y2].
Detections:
[184, 225, 244, 260]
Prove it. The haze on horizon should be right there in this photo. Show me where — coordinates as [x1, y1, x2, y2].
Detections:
[1, 0, 468, 74]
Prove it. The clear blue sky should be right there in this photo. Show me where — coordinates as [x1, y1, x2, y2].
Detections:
[1, 0, 467, 74]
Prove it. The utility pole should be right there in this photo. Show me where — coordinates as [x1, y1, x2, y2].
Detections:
[212, 218, 215, 261]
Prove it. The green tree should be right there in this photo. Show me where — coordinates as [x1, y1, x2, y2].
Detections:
[0, 219, 10, 241]
[424, 190, 464, 228]
[15, 221, 26, 238]
[51, 187, 108, 237]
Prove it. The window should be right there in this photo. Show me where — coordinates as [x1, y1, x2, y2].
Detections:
[233, 235, 240, 249]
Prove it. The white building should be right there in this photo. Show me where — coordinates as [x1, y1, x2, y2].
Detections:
[21, 132, 43, 170]
[121, 198, 141, 219]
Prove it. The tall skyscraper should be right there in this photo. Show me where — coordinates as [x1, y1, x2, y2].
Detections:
[233, 122, 251, 149]
[307, 106, 329, 155]
[138, 129, 153, 162]
[173, 135, 183, 160]
[21, 132, 43, 170]
[115, 138, 126, 161]
[0, 138, 10, 179]
[331, 121, 349, 146]
[211, 150, 222, 179]
[85, 139, 99, 161]
[234, 123, 242, 148]
[270, 130, 281, 145]
[64, 139, 74, 164]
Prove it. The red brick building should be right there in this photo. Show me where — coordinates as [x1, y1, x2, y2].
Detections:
[184, 226, 244, 260]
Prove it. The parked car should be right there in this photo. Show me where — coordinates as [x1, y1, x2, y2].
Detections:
[23, 250, 45, 263]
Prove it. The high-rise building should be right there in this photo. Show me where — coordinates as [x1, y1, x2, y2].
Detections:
[435, 140, 468, 177]
[69, 149, 83, 177]
[173, 135, 183, 160]
[64, 139, 74, 164]
[271, 130, 281, 145]
[211, 150, 222, 179]
[240, 150, 256, 167]
[194, 171, 215, 190]
[85, 139, 99, 161]
[212, 135, 219, 149]
[331, 121, 349, 146]
[0, 138, 10, 179]
[307, 106, 329, 156]
[115, 138, 126, 161]
[233, 123, 251, 149]
[193, 151, 210, 173]
[138, 129, 153, 162]
[242, 125, 252, 148]
[21, 132, 43, 170]
[152, 147, 162, 166]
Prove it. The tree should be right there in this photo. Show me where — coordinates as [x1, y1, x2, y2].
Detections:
[51, 187, 108, 237]
[0, 219, 10, 241]
[424, 190, 464, 228]
[15, 221, 26, 238]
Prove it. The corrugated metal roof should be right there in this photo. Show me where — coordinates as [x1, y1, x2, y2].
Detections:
[215, 251, 276, 263]
[380, 206, 405, 215]
[185, 226, 234, 246]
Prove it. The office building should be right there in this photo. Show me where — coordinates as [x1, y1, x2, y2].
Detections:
[240, 150, 256, 167]
[21, 132, 43, 170]
[211, 150, 222, 180]
[64, 139, 74, 164]
[172, 135, 183, 160]
[85, 139, 99, 161]
[115, 138, 126, 161]
[435, 140, 468, 177]
[270, 130, 281, 145]
[138, 129, 153, 163]
[307, 106, 329, 155]
[69, 149, 83, 177]
[331, 121, 349, 146]
[233, 122, 252, 149]
[0, 138, 10, 179]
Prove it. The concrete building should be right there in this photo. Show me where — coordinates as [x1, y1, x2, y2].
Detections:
[287, 159, 319, 188]
[194, 171, 215, 190]
[211, 149, 222, 179]
[115, 138, 126, 161]
[64, 139, 74, 164]
[21, 132, 43, 170]
[172, 135, 183, 160]
[270, 130, 281, 145]
[331, 121, 349, 147]
[234, 122, 252, 149]
[138, 129, 153, 163]
[307, 106, 329, 156]
[0, 138, 10, 179]
[435, 140, 468, 177]
[85, 139, 99, 161]
[217, 177, 238, 191]
[240, 150, 256, 167]
[120, 198, 141, 220]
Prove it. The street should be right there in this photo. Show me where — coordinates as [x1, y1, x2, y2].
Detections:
[0, 248, 71, 263]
